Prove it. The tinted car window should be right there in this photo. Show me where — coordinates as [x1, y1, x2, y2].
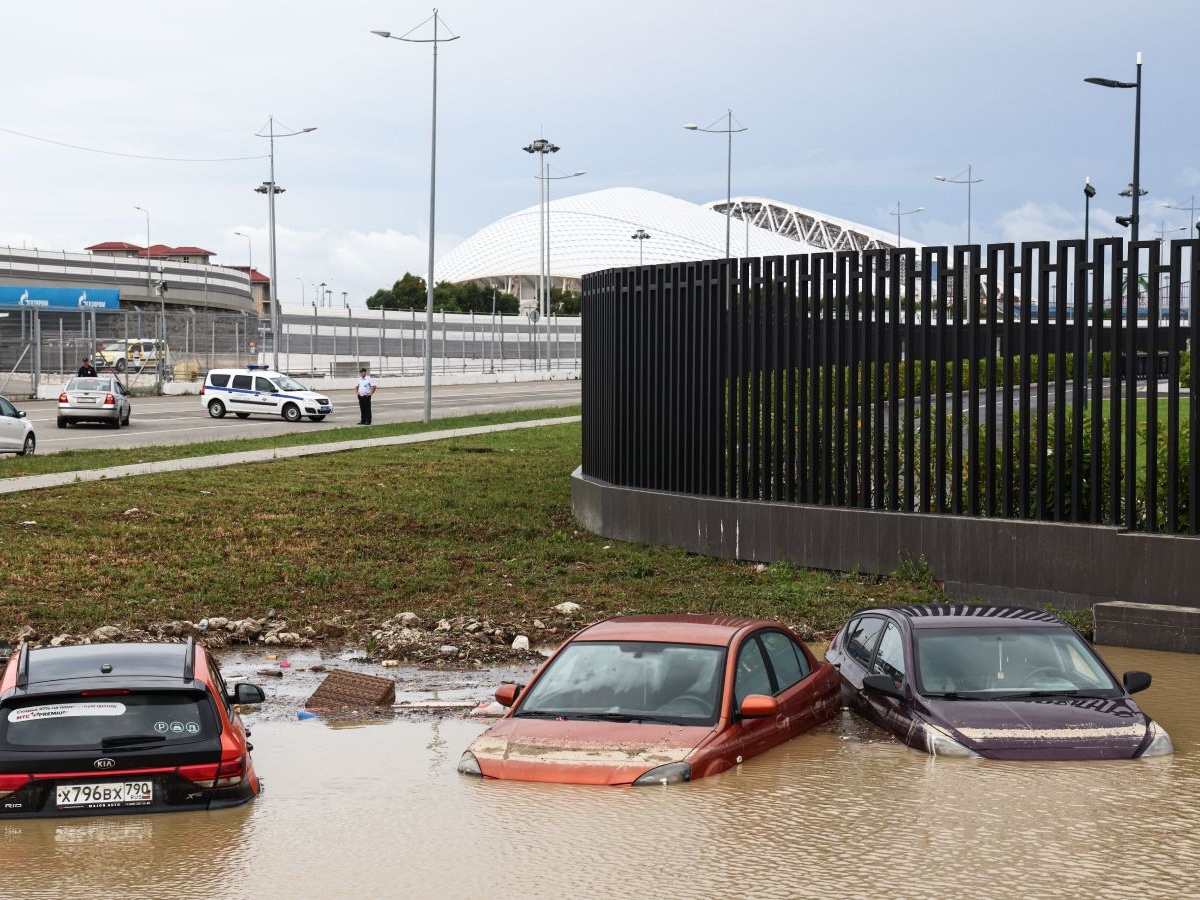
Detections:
[255, 377, 275, 392]
[209, 373, 230, 388]
[759, 631, 810, 692]
[0, 398, 15, 417]
[1, 692, 217, 749]
[871, 622, 906, 687]
[845, 616, 887, 667]
[734, 639, 773, 706]
[231, 375, 253, 389]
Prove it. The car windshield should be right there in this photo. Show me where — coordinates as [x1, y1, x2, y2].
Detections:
[0, 691, 218, 750]
[913, 626, 1122, 698]
[273, 376, 307, 391]
[99, 343, 126, 352]
[515, 641, 725, 726]
[67, 378, 110, 392]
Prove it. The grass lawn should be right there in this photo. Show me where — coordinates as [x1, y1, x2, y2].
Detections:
[0, 418, 948, 642]
[0, 405, 580, 479]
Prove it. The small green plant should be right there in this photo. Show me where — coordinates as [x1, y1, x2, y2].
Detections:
[894, 552, 934, 585]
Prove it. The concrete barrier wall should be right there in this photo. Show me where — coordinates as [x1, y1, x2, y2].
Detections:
[572, 468, 1200, 613]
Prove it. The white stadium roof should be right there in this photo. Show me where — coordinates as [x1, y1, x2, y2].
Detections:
[436, 187, 821, 287]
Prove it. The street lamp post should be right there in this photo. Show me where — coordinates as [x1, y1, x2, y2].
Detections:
[523, 138, 559, 372]
[888, 202, 925, 248]
[133, 206, 166, 393]
[1086, 51, 1144, 526]
[684, 110, 748, 261]
[533, 164, 583, 371]
[631, 228, 651, 266]
[233, 231, 254, 329]
[373, 11, 460, 423]
[934, 166, 983, 245]
[255, 117, 316, 373]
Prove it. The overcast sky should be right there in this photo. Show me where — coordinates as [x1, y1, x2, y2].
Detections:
[1, 1, 1196, 306]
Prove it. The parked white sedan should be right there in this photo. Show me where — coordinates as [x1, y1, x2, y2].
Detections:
[57, 376, 132, 429]
[0, 396, 36, 456]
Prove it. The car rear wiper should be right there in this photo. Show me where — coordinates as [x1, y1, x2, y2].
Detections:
[100, 734, 168, 750]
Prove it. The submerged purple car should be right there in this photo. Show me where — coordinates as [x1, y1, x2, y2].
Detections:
[825, 604, 1173, 760]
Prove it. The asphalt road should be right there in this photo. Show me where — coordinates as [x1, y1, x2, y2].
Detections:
[25, 380, 581, 455]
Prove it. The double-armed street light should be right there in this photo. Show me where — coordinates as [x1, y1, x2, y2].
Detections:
[372, 10, 459, 423]
[255, 117, 316, 372]
[684, 111, 748, 263]
[934, 166, 983, 245]
[888, 202, 924, 249]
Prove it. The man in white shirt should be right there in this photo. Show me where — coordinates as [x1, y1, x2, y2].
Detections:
[356, 368, 377, 425]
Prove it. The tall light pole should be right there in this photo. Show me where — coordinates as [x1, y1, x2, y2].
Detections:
[934, 166, 983, 245]
[523, 138, 559, 372]
[233, 230, 253, 311]
[534, 165, 583, 371]
[888, 202, 924, 248]
[684, 110, 747, 261]
[1086, 51, 1144, 527]
[133, 206, 165, 393]
[295, 277, 305, 306]
[255, 116, 316, 373]
[631, 228, 652, 266]
[373, 11, 460, 423]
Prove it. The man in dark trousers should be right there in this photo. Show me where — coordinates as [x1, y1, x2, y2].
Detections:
[77, 357, 97, 377]
[356, 368, 377, 425]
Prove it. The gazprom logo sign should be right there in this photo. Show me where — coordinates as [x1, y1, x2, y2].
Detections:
[0, 286, 120, 310]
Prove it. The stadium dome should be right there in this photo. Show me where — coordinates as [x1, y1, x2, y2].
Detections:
[436, 187, 822, 303]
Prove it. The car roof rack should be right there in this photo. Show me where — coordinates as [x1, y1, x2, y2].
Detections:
[183, 635, 195, 682]
[15, 642, 30, 689]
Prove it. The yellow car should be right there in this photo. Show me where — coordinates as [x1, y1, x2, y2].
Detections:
[94, 339, 169, 373]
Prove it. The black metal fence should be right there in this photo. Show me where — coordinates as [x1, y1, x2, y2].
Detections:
[582, 238, 1199, 535]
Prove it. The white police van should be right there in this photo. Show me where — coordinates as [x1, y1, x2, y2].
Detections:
[202, 366, 333, 422]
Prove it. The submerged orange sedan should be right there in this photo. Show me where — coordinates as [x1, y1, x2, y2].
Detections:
[457, 615, 840, 786]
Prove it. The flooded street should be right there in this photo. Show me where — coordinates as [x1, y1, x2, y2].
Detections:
[4, 645, 1199, 898]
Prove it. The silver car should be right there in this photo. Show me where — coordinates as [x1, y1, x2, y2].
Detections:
[57, 376, 132, 428]
[0, 396, 35, 455]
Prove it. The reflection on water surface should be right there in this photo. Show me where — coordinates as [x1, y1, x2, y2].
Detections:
[3, 645, 1197, 898]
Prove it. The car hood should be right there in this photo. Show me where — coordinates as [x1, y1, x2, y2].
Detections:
[467, 717, 715, 785]
[921, 695, 1149, 759]
[281, 391, 329, 402]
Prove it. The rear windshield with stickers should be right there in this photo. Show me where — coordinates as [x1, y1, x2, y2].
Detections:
[0, 692, 218, 749]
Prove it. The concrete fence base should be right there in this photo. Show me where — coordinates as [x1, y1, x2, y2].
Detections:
[572, 468, 1200, 648]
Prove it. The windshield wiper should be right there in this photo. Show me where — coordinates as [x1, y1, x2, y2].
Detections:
[987, 689, 1110, 700]
[569, 712, 676, 724]
[512, 710, 565, 719]
[100, 734, 168, 750]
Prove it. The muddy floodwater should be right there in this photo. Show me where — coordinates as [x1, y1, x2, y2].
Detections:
[4, 645, 1199, 898]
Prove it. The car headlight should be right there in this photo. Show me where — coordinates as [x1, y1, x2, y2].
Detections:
[456, 752, 482, 777]
[1139, 721, 1174, 758]
[631, 762, 691, 786]
[921, 723, 980, 758]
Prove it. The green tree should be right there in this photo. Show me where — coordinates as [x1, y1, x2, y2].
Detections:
[550, 286, 581, 315]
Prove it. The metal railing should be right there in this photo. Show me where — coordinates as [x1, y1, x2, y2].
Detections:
[582, 238, 1199, 535]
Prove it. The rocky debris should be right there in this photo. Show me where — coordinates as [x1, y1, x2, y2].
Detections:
[511, 635, 530, 651]
[553, 601, 581, 615]
[91, 626, 123, 642]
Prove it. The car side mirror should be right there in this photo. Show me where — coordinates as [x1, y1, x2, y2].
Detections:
[16, 411, 25, 419]
[495, 683, 524, 707]
[863, 674, 906, 700]
[231, 683, 266, 705]
[738, 694, 779, 719]
[1122, 671, 1152, 694]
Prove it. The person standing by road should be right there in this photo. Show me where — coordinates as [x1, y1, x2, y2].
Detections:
[77, 357, 97, 377]
[356, 368, 377, 425]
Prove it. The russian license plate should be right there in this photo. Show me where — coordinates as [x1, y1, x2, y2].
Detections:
[318, 406, 331, 413]
[77, 397, 97, 404]
[56, 781, 153, 808]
